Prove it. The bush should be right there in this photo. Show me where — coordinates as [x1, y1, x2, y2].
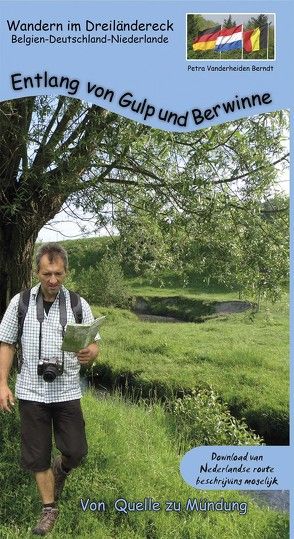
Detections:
[169, 388, 263, 449]
[77, 254, 130, 308]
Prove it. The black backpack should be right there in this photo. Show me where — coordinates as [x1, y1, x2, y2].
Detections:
[17, 288, 83, 340]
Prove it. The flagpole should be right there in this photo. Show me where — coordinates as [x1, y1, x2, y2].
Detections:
[241, 24, 244, 60]
[267, 22, 271, 60]
[220, 24, 222, 60]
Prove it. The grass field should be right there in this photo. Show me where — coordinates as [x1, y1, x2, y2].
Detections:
[0, 393, 289, 539]
[91, 285, 289, 445]
[128, 277, 241, 301]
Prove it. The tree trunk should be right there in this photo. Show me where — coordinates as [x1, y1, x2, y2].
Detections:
[0, 224, 37, 319]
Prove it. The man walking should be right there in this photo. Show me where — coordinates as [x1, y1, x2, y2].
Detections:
[0, 243, 99, 535]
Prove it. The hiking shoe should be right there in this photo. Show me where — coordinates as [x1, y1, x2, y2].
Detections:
[32, 507, 59, 536]
[52, 456, 69, 501]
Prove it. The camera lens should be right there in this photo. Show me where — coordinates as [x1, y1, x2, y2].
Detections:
[43, 365, 58, 383]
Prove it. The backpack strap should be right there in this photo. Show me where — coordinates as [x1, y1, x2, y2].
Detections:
[18, 288, 83, 339]
[17, 289, 31, 341]
[16, 289, 31, 373]
[69, 290, 83, 324]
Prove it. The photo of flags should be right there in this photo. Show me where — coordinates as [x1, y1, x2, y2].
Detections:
[187, 14, 274, 60]
[215, 25, 243, 52]
[192, 25, 221, 51]
[243, 24, 269, 52]
[193, 24, 269, 54]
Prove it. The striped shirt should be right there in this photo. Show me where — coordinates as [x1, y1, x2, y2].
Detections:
[0, 284, 98, 403]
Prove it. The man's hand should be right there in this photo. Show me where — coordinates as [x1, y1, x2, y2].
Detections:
[0, 384, 15, 412]
[76, 343, 99, 366]
[0, 343, 15, 412]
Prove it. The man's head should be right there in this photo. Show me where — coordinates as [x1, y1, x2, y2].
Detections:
[35, 243, 68, 301]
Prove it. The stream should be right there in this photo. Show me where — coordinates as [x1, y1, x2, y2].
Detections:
[240, 490, 289, 512]
[82, 379, 289, 514]
[135, 313, 184, 323]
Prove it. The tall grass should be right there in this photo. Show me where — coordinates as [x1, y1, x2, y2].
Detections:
[91, 299, 289, 444]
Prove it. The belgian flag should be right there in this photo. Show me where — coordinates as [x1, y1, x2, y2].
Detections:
[192, 25, 221, 51]
[243, 24, 268, 52]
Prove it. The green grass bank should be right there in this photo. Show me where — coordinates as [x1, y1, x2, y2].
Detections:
[0, 393, 289, 539]
[91, 297, 289, 445]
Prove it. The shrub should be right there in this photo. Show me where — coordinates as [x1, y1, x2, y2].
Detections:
[77, 254, 130, 308]
[169, 388, 263, 449]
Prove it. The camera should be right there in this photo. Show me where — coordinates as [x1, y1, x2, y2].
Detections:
[37, 358, 63, 382]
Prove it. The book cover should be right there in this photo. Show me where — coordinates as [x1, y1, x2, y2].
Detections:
[0, 1, 291, 538]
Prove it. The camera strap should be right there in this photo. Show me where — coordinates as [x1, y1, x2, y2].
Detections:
[36, 288, 67, 364]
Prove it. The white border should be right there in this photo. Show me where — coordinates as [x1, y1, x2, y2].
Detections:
[186, 13, 276, 62]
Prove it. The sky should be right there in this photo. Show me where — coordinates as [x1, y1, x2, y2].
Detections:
[197, 13, 275, 28]
[37, 208, 108, 242]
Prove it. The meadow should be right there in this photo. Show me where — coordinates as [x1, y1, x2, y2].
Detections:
[91, 283, 289, 446]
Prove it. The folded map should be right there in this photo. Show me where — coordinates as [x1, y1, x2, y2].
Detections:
[61, 316, 106, 352]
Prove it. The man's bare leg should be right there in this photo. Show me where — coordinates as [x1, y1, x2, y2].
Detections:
[35, 469, 55, 504]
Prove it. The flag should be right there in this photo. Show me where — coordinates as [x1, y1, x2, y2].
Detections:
[243, 24, 268, 52]
[215, 25, 243, 52]
[192, 25, 221, 51]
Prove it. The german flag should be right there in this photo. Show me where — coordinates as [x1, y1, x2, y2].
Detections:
[193, 25, 221, 51]
[243, 24, 268, 52]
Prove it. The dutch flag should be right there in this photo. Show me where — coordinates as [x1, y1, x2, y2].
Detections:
[215, 25, 243, 52]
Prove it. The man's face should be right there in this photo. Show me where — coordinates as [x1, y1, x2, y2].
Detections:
[37, 254, 67, 300]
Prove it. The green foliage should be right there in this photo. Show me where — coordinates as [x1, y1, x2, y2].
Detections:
[247, 14, 269, 28]
[61, 237, 116, 272]
[0, 390, 37, 525]
[0, 97, 288, 315]
[77, 254, 130, 308]
[180, 195, 289, 302]
[223, 15, 236, 28]
[111, 111, 289, 302]
[114, 190, 289, 303]
[169, 389, 262, 449]
[117, 213, 174, 277]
